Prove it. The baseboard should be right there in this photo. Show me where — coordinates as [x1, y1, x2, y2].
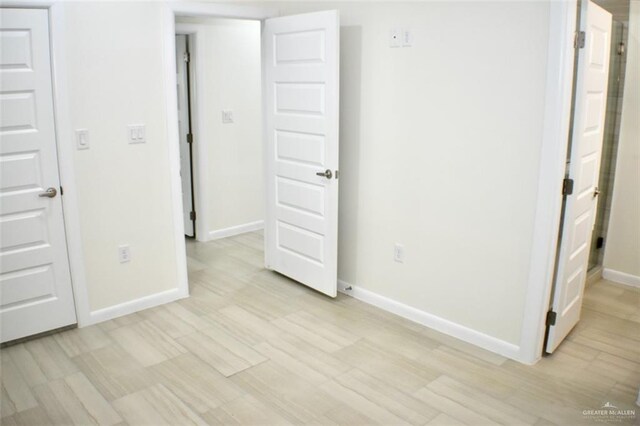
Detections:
[208, 220, 264, 241]
[602, 269, 640, 288]
[337, 280, 522, 362]
[86, 287, 187, 326]
[586, 265, 603, 288]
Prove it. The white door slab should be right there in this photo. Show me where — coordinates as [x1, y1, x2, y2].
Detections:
[263, 11, 340, 297]
[546, 1, 612, 353]
[176, 34, 195, 238]
[0, 8, 77, 342]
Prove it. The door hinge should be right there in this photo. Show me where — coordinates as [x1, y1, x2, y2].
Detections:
[183, 52, 190, 63]
[187, 133, 193, 144]
[190, 211, 196, 221]
[617, 42, 625, 56]
[574, 31, 586, 49]
[562, 178, 574, 195]
[60, 186, 64, 196]
[546, 310, 557, 326]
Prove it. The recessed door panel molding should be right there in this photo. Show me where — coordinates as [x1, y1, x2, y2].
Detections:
[0, 8, 77, 343]
[275, 82, 326, 115]
[0, 91, 37, 132]
[275, 130, 325, 166]
[0, 29, 33, 70]
[545, 1, 612, 353]
[275, 29, 326, 64]
[264, 10, 339, 297]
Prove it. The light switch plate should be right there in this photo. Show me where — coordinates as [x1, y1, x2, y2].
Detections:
[390, 28, 402, 48]
[127, 124, 146, 144]
[222, 110, 234, 124]
[76, 129, 90, 150]
[402, 29, 413, 47]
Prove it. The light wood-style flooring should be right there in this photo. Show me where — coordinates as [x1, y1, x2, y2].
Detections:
[1, 231, 639, 425]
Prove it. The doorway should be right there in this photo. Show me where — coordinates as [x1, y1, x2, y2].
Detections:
[587, 19, 628, 274]
[166, 5, 341, 299]
[543, 0, 631, 354]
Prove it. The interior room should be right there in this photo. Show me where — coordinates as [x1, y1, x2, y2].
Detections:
[0, 0, 638, 425]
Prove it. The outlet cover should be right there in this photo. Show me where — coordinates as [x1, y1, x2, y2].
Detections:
[394, 244, 405, 263]
[118, 245, 131, 263]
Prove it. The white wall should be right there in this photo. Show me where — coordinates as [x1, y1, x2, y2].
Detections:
[259, 1, 551, 345]
[604, 1, 640, 282]
[56, 1, 560, 357]
[62, 1, 181, 312]
[177, 17, 264, 240]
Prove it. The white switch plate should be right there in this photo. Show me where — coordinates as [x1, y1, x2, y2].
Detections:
[222, 110, 234, 124]
[76, 129, 90, 150]
[118, 245, 131, 263]
[390, 28, 402, 48]
[394, 244, 405, 263]
[402, 29, 413, 47]
[127, 124, 146, 144]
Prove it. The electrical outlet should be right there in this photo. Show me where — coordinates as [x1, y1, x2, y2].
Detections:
[394, 244, 405, 263]
[118, 245, 131, 263]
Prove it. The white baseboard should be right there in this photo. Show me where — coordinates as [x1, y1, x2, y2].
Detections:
[337, 280, 522, 362]
[85, 287, 187, 326]
[602, 269, 640, 288]
[208, 220, 264, 241]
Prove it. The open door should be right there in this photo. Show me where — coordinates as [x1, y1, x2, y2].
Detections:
[176, 34, 195, 238]
[263, 11, 340, 297]
[545, 0, 612, 353]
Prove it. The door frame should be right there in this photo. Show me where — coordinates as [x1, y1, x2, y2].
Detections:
[162, 2, 277, 243]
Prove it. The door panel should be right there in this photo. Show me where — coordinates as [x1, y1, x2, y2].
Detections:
[264, 11, 339, 297]
[546, 1, 612, 353]
[0, 8, 77, 342]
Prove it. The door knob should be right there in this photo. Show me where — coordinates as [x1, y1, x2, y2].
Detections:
[316, 169, 333, 179]
[38, 187, 58, 198]
[593, 187, 601, 198]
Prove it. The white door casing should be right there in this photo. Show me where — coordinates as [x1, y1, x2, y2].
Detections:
[0, 8, 77, 342]
[546, 1, 612, 353]
[176, 34, 194, 238]
[263, 11, 340, 297]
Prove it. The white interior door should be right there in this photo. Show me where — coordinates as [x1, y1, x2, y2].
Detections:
[176, 34, 195, 238]
[546, 1, 612, 353]
[0, 8, 77, 342]
[263, 11, 340, 297]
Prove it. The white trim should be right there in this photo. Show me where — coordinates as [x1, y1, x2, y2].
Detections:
[517, 1, 578, 365]
[602, 269, 640, 288]
[162, 4, 275, 267]
[168, 1, 278, 20]
[208, 220, 264, 241]
[337, 281, 521, 361]
[162, 7, 191, 305]
[87, 288, 186, 326]
[48, 2, 92, 327]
